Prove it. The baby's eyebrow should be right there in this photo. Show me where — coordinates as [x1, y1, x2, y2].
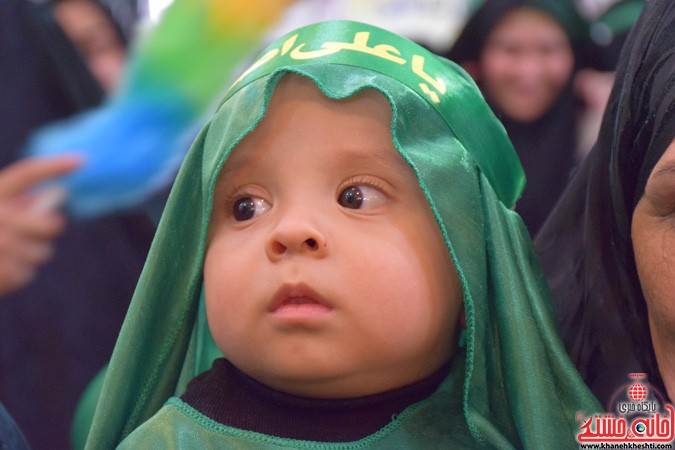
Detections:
[215, 146, 413, 189]
[334, 147, 412, 175]
[217, 152, 256, 183]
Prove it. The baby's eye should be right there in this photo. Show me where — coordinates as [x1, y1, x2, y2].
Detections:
[232, 197, 270, 221]
[338, 185, 385, 209]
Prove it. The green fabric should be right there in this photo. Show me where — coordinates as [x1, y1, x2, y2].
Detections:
[85, 20, 600, 449]
[71, 365, 107, 450]
[598, 0, 644, 34]
[526, 0, 589, 42]
[225, 21, 525, 208]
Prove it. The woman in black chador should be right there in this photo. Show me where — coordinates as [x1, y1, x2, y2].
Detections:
[446, 0, 585, 236]
[535, 0, 675, 408]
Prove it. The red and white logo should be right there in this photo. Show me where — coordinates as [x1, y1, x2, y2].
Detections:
[577, 373, 674, 444]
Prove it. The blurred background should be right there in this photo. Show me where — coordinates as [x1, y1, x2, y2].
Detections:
[0, 0, 643, 448]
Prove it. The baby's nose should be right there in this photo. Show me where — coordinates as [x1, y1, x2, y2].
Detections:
[265, 220, 327, 260]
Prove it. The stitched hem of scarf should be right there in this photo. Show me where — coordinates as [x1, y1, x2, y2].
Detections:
[166, 397, 420, 449]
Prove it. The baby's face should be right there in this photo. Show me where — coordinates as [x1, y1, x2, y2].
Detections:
[204, 74, 463, 399]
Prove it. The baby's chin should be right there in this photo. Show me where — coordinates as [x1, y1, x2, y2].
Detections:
[232, 358, 449, 400]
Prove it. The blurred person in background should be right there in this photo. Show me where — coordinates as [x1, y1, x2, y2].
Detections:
[445, 0, 586, 236]
[574, 0, 644, 72]
[572, 0, 644, 158]
[0, 0, 157, 448]
[52, 0, 129, 93]
[0, 155, 81, 450]
[0, 157, 82, 297]
[535, 0, 673, 408]
[265, 0, 480, 55]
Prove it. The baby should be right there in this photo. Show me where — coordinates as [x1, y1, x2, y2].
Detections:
[86, 20, 599, 449]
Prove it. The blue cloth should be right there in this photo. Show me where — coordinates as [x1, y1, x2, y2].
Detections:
[0, 403, 30, 450]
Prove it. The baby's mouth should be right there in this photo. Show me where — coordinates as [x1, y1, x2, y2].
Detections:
[269, 283, 333, 315]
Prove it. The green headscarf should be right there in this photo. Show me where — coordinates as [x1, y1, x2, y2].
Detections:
[86, 20, 599, 449]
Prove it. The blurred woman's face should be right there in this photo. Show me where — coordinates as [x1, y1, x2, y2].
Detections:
[632, 138, 675, 400]
[54, 0, 127, 93]
[478, 8, 574, 123]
